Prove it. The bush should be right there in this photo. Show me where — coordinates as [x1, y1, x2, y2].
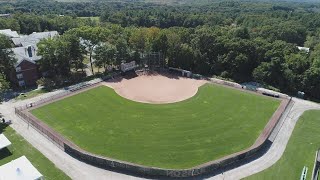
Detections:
[37, 77, 55, 91]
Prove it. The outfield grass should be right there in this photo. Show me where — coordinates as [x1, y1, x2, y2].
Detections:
[245, 110, 320, 180]
[31, 84, 280, 169]
[0, 125, 70, 180]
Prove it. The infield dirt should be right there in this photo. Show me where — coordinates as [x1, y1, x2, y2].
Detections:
[104, 73, 206, 104]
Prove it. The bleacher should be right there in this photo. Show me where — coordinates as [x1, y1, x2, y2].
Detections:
[68, 79, 102, 92]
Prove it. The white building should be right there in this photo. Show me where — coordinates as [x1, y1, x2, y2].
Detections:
[0, 29, 20, 38]
[0, 134, 11, 150]
[297, 46, 310, 53]
[0, 156, 43, 180]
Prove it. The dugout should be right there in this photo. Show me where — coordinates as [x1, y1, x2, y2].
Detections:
[121, 61, 137, 72]
[169, 67, 193, 78]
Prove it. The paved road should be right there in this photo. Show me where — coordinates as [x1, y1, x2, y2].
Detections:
[0, 91, 319, 180]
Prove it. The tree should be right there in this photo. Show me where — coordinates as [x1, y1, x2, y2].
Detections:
[115, 38, 130, 64]
[152, 33, 168, 58]
[0, 35, 16, 84]
[303, 60, 320, 100]
[129, 28, 147, 53]
[36, 77, 55, 91]
[175, 43, 195, 71]
[75, 27, 110, 75]
[62, 31, 86, 72]
[0, 73, 9, 102]
[37, 38, 71, 77]
[93, 43, 116, 73]
[234, 27, 250, 39]
[145, 27, 160, 52]
[15, 13, 41, 34]
[253, 57, 295, 92]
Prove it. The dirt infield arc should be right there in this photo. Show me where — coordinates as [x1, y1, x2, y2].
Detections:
[14, 77, 292, 178]
[103, 73, 206, 104]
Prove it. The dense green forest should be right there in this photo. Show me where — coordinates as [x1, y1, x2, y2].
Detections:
[0, 0, 320, 101]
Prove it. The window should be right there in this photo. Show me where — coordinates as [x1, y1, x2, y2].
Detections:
[16, 73, 23, 79]
[16, 67, 21, 72]
[18, 80, 25, 87]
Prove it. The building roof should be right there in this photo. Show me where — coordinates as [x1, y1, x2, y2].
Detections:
[0, 29, 20, 38]
[0, 14, 11, 17]
[11, 36, 28, 47]
[297, 46, 310, 53]
[0, 156, 43, 180]
[12, 46, 41, 67]
[11, 31, 58, 47]
[28, 31, 58, 40]
[2, 30, 59, 67]
[0, 134, 11, 150]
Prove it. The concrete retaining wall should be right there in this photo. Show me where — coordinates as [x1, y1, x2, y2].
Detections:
[62, 98, 292, 178]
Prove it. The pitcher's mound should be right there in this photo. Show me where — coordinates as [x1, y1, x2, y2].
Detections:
[104, 73, 206, 104]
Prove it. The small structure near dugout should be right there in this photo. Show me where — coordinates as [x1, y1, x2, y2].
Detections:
[257, 88, 281, 98]
[120, 61, 137, 72]
[169, 67, 192, 78]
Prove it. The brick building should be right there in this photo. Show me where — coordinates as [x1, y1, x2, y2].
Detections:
[0, 30, 58, 87]
[11, 46, 41, 87]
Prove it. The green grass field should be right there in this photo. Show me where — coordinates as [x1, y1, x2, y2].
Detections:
[0, 125, 70, 180]
[31, 84, 280, 169]
[245, 110, 320, 180]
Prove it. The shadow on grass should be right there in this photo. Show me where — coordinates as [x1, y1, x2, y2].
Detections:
[0, 123, 9, 134]
[0, 148, 13, 160]
[0, 124, 12, 160]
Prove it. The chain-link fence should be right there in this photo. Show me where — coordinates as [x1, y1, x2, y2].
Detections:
[13, 74, 293, 178]
[15, 107, 66, 149]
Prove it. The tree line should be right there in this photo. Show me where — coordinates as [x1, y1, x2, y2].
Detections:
[0, 0, 320, 101]
[0, 35, 16, 101]
[32, 25, 320, 100]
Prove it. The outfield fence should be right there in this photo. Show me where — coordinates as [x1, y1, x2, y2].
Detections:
[311, 150, 320, 180]
[14, 71, 294, 178]
[61, 97, 293, 178]
[15, 107, 66, 149]
[13, 75, 116, 149]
